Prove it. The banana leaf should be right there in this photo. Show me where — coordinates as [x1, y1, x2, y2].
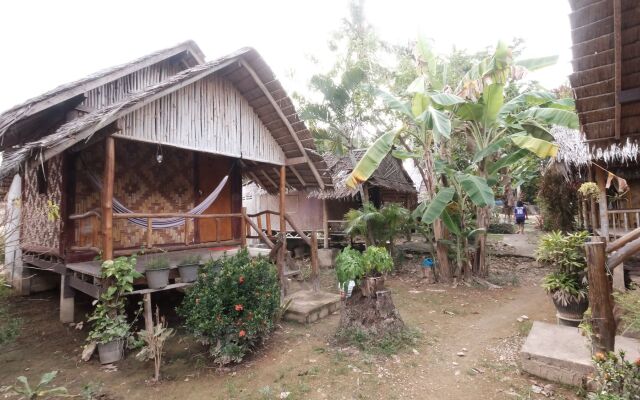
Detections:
[422, 187, 455, 224]
[458, 174, 495, 207]
[345, 130, 398, 188]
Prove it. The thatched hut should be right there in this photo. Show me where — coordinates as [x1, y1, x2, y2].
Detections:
[243, 149, 417, 247]
[0, 41, 332, 321]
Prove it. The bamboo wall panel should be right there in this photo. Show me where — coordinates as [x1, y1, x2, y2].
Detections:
[21, 155, 63, 252]
[82, 60, 183, 110]
[74, 140, 196, 249]
[117, 76, 286, 165]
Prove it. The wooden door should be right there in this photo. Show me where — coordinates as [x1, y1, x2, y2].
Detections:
[197, 155, 233, 242]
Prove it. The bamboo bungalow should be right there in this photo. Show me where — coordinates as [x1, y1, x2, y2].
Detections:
[243, 149, 418, 248]
[0, 41, 331, 322]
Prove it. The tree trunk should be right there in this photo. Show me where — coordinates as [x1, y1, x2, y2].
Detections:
[422, 150, 453, 282]
[473, 206, 490, 277]
[339, 281, 404, 336]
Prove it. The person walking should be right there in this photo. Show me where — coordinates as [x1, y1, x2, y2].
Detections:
[514, 201, 527, 234]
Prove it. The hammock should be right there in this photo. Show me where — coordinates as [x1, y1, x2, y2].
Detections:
[85, 171, 228, 229]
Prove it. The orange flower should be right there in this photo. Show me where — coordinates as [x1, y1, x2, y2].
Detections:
[235, 304, 244, 311]
[239, 330, 246, 338]
[635, 358, 640, 367]
[595, 352, 606, 362]
[239, 276, 245, 284]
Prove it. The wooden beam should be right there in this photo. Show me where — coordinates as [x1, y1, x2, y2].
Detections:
[585, 237, 616, 353]
[239, 59, 325, 189]
[608, 235, 640, 269]
[289, 166, 306, 187]
[260, 170, 278, 188]
[240, 207, 247, 248]
[619, 87, 640, 104]
[286, 156, 306, 166]
[607, 227, 640, 253]
[613, 0, 622, 138]
[102, 136, 115, 260]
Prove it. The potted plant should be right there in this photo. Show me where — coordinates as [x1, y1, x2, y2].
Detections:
[87, 255, 141, 364]
[145, 256, 171, 289]
[177, 254, 201, 283]
[537, 231, 590, 324]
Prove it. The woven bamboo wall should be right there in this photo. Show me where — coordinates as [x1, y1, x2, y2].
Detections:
[21, 155, 63, 252]
[75, 139, 197, 249]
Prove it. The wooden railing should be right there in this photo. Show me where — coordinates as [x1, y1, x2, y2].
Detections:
[69, 210, 101, 253]
[607, 208, 640, 233]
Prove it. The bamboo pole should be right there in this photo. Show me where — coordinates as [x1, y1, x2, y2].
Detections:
[146, 218, 152, 249]
[585, 237, 616, 353]
[278, 165, 287, 299]
[240, 207, 247, 249]
[311, 231, 319, 292]
[608, 235, 640, 269]
[322, 199, 329, 249]
[102, 137, 115, 260]
[266, 213, 272, 237]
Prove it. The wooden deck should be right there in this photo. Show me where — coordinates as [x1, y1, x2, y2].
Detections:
[66, 246, 240, 278]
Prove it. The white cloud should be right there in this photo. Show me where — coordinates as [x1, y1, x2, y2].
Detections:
[0, 0, 573, 111]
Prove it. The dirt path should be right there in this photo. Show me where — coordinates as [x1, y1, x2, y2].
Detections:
[0, 230, 578, 399]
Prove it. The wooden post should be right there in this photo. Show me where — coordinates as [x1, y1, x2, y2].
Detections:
[266, 213, 272, 237]
[240, 207, 247, 249]
[311, 231, 319, 292]
[184, 218, 189, 245]
[596, 168, 609, 241]
[278, 165, 287, 299]
[322, 199, 329, 249]
[59, 273, 75, 323]
[585, 237, 616, 353]
[257, 214, 263, 233]
[146, 218, 152, 249]
[102, 136, 115, 260]
[143, 293, 153, 333]
[582, 200, 590, 231]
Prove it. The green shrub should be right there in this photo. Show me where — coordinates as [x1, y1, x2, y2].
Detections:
[335, 245, 393, 291]
[0, 276, 20, 345]
[488, 223, 515, 234]
[179, 254, 202, 266]
[537, 167, 578, 232]
[588, 351, 640, 399]
[178, 250, 279, 366]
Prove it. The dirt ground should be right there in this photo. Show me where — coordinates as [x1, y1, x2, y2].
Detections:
[0, 227, 581, 399]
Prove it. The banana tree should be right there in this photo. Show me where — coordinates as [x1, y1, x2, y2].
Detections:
[452, 42, 579, 277]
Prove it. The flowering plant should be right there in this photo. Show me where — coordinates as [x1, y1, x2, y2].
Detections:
[588, 351, 640, 399]
[178, 250, 279, 366]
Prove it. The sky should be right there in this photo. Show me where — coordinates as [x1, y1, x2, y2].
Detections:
[0, 0, 573, 112]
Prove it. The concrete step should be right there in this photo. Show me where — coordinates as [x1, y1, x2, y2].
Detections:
[283, 290, 341, 324]
[520, 321, 640, 387]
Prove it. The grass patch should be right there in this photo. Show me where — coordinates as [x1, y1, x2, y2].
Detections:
[335, 327, 422, 356]
[517, 320, 533, 337]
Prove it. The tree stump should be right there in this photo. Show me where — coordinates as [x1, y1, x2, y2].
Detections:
[339, 281, 404, 337]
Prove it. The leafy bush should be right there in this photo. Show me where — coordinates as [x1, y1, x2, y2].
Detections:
[537, 167, 578, 232]
[0, 276, 20, 346]
[335, 245, 393, 291]
[588, 351, 640, 399]
[537, 231, 589, 305]
[488, 223, 515, 234]
[178, 250, 279, 366]
[344, 203, 411, 251]
[87, 256, 142, 345]
[579, 182, 601, 201]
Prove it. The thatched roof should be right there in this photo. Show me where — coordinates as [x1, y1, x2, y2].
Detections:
[309, 149, 417, 199]
[554, 125, 640, 167]
[0, 45, 331, 191]
[0, 41, 204, 149]
[568, 0, 640, 146]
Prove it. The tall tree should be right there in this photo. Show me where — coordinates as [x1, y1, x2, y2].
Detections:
[295, 0, 392, 155]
